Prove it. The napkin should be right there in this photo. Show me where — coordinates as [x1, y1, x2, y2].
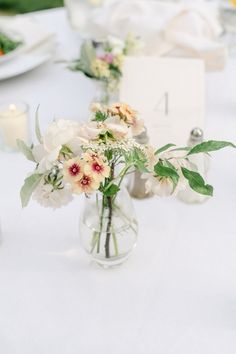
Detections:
[82, 0, 227, 71]
[0, 16, 56, 54]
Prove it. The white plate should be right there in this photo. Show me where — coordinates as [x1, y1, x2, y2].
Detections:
[0, 44, 25, 65]
[0, 53, 52, 80]
[0, 40, 56, 80]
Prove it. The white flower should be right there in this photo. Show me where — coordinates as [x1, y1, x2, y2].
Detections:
[107, 36, 125, 55]
[33, 181, 73, 209]
[143, 173, 186, 197]
[78, 122, 102, 142]
[105, 116, 130, 140]
[43, 119, 81, 152]
[33, 144, 61, 173]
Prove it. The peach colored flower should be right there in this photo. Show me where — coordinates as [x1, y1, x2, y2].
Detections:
[73, 174, 100, 194]
[83, 154, 110, 182]
[63, 158, 84, 182]
[109, 103, 137, 124]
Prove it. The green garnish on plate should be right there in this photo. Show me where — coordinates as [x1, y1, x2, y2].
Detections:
[0, 32, 23, 56]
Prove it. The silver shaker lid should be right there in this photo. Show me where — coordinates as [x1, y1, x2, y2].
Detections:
[190, 127, 204, 143]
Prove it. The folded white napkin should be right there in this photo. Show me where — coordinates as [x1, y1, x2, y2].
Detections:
[0, 16, 56, 53]
[80, 0, 227, 70]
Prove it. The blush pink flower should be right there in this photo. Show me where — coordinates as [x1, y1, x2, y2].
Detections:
[100, 53, 114, 64]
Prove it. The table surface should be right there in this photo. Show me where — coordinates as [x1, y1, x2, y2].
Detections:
[0, 8, 236, 354]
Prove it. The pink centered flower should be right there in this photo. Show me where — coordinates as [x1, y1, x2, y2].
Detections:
[83, 152, 110, 182]
[73, 174, 100, 194]
[63, 157, 84, 182]
[69, 163, 81, 177]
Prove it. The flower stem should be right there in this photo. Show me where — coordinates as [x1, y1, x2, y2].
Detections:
[105, 195, 113, 258]
[104, 163, 115, 259]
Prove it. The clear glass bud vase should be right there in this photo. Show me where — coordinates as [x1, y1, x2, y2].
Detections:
[79, 187, 138, 268]
[93, 80, 118, 105]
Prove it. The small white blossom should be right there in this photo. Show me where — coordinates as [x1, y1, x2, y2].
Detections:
[107, 36, 125, 55]
[33, 181, 73, 209]
[33, 145, 61, 173]
[143, 173, 187, 197]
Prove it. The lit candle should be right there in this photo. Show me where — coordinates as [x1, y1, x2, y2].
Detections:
[0, 101, 29, 151]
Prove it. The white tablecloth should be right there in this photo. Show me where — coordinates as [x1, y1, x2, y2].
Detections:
[0, 8, 236, 354]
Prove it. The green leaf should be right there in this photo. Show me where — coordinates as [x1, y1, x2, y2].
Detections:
[80, 41, 96, 77]
[17, 139, 35, 162]
[60, 145, 73, 158]
[135, 159, 149, 173]
[20, 174, 43, 208]
[181, 167, 213, 196]
[35, 105, 43, 144]
[170, 147, 191, 152]
[103, 184, 120, 197]
[93, 111, 108, 122]
[188, 140, 236, 156]
[155, 143, 176, 155]
[154, 161, 179, 191]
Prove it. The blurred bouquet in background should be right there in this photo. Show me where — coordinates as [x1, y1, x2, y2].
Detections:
[69, 34, 143, 104]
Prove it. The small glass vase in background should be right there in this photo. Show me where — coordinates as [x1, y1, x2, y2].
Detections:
[93, 80, 118, 105]
[79, 186, 138, 268]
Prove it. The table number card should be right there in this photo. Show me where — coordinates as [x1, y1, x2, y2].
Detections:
[119, 57, 205, 146]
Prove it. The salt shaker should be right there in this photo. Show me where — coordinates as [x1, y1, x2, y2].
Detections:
[128, 128, 152, 199]
[178, 127, 209, 204]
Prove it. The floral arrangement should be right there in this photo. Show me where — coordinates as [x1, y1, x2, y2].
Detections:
[69, 35, 142, 98]
[18, 103, 235, 264]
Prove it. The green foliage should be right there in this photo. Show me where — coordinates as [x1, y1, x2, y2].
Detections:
[93, 111, 108, 122]
[60, 145, 73, 159]
[0, 32, 22, 53]
[17, 139, 35, 162]
[20, 173, 43, 207]
[188, 140, 236, 156]
[109, 63, 122, 80]
[0, 0, 63, 13]
[44, 168, 63, 190]
[98, 131, 115, 142]
[154, 161, 179, 191]
[133, 147, 148, 172]
[103, 184, 120, 197]
[74, 41, 96, 77]
[181, 167, 213, 196]
[35, 106, 43, 144]
[155, 143, 176, 155]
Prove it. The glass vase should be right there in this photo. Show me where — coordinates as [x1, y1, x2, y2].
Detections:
[79, 187, 138, 268]
[93, 80, 118, 105]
